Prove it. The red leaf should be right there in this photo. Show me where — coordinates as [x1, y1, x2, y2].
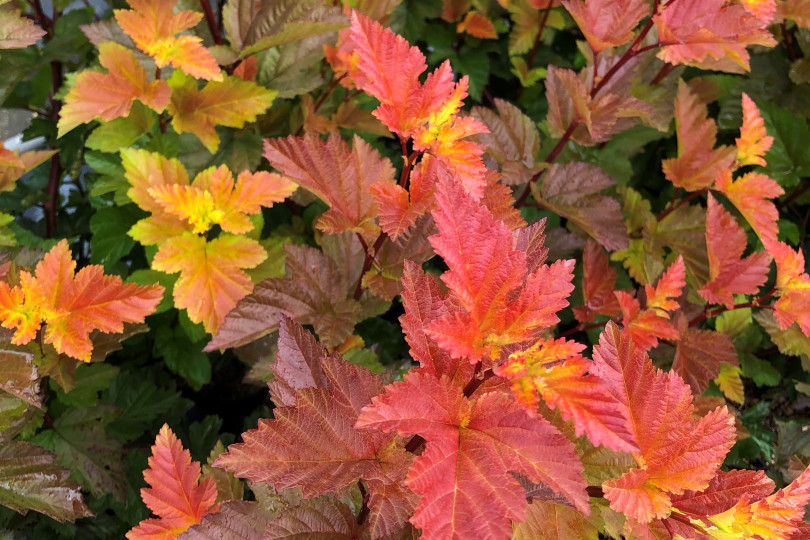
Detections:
[216, 348, 416, 539]
[266, 314, 329, 407]
[0, 240, 163, 361]
[264, 134, 394, 241]
[426, 179, 574, 362]
[765, 240, 810, 336]
[573, 239, 622, 322]
[357, 371, 588, 540]
[562, 0, 649, 53]
[673, 314, 740, 395]
[264, 497, 360, 540]
[127, 424, 217, 540]
[653, 0, 777, 73]
[592, 323, 736, 523]
[715, 168, 784, 245]
[662, 80, 736, 191]
[699, 194, 771, 308]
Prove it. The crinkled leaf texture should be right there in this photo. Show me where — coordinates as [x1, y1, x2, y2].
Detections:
[127, 424, 217, 540]
[766, 240, 810, 336]
[178, 501, 271, 540]
[592, 323, 736, 523]
[216, 318, 416, 539]
[562, 0, 649, 53]
[425, 177, 574, 363]
[715, 168, 784, 245]
[357, 371, 588, 540]
[0, 10, 46, 49]
[0, 240, 163, 361]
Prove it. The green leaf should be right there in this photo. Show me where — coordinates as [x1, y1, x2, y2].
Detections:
[52, 363, 119, 408]
[85, 104, 155, 153]
[153, 326, 211, 390]
[126, 269, 175, 314]
[32, 405, 126, 500]
[740, 353, 781, 387]
[89, 205, 144, 270]
[758, 100, 810, 188]
[0, 441, 91, 522]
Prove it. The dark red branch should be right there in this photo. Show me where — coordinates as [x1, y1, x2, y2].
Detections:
[198, 0, 223, 46]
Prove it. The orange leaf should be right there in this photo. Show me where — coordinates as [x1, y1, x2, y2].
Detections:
[741, 0, 777, 22]
[644, 255, 686, 313]
[167, 73, 276, 152]
[152, 233, 266, 334]
[127, 424, 217, 540]
[0, 240, 163, 361]
[736, 93, 774, 167]
[114, 0, 222, 81]
[562, 0, 649, 53]
[699, 194, 771, 308]
[0, 142, 55, 193]
[715, 168, 784, 245]
[147, 166, 296, 235]
[765, 240, 810, 336]
[58, 42, 170, 136]
[662, 80, 736, 191]
[456, 12, 497, 39]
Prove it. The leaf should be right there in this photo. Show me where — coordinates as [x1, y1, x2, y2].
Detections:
[673, 315, 740, 395]
[58, 42, 170, 136]
[562, 0, 649, 53]
[764, 240, 810, 336]
[263, 134, 394, 240]
[0, 10, 45, 49]
[737, 92, 774, 167]
[741, 0, 777, 21]
[574, 240, 622, 323]
[264, 496, 360, 540]
[168, 72, 277, 153]
[266, 314, 328, 408]
[699, 194, 771, 308]
[592, 323, 736, 523]
[128, 424, 218, 540]
[179, 501, 271, 540]
[534, 162, 629, 250]
[426, 178, 574, 362]
[114, 0, 222, 81]
[661, 80, 736, 191]
[653, 0, 777, 73]
[716, 168, 784, 245]
[121, 148, 191, 216]
[512, 500, 599, 540]
[357, 371, 588, 540]
[456, 11, 497, 39]
[152, 232, 266, 334]
[238, 3, 347, 58]
[0, 240, 163, 361]
[147, 166, 296, 235]
[216, 353, 417, 539]
[0, 142, 56, 193]
[715, 362, 745, 405]
[0, 343, 41, 407]
[0, 440, 91, 522]
[33, 404, 126, 500]
[471, 98, 542, 186]
[205, 243, 363, 350]
[495, 337, 638, 453]
[706, 467, 810, 539]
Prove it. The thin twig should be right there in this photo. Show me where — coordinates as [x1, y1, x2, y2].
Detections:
[198, 0, 223, 45]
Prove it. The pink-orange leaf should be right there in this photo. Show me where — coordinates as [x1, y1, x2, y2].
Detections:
[0, 143, 55, 193]
[215, 346, 417, 539]
[357, 371, 588, 540]
[264, 134, 394, 241]
[653, 0, 777, 73]
[699, 194, 771, 308]
[662, 81, 736, 191]
[715, 168, 784, 245]
[741, 0, 777, 22]
[495, 337, 638, 453]
[114, 0, 222, 81]
[592, 323, 736, 523]
[736, 93, 774, 167]
[0, 240, 163, 361]
[765, 240, 810, 336]
[426, 179, 574, 362]
[58, 42, 170, 136]
[562, 0, 649, 53]
[127, 424, 217, 540]
[152, 233, 266, 334]
[0, 10, 46, 49]
[456, 12, 497, 39]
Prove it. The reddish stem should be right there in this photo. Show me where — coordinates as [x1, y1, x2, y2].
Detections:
[689, 297, 776, 327]
[198, 0, 223, 46]
[353, 232, 388, 301]
[657, 189, 707, 222]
